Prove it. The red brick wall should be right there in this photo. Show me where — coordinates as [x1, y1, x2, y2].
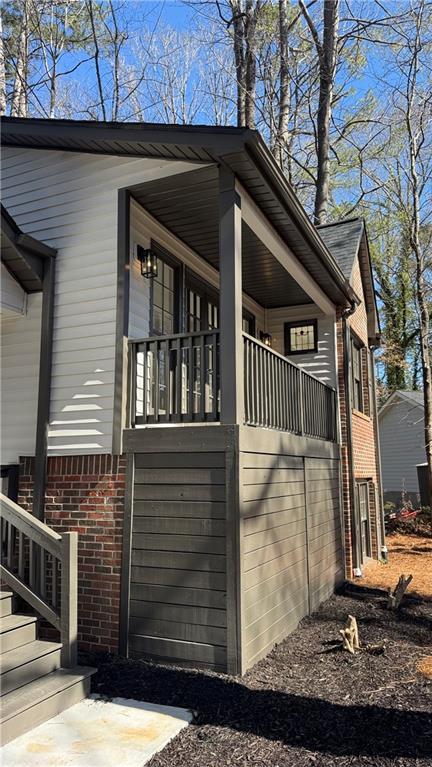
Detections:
[19, 454, 126, 653]
[336, 257, 381, 574]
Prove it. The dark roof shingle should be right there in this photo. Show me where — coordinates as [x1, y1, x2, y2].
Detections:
[317, 218, 364, 279]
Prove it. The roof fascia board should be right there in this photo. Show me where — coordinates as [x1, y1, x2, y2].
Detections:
[378, 390, 424, 418]
[243, 135, 356, 306]
[236, 179, 335, 315]
[1, 116, 249, 156]
[18, 233, 57, 260]
[378, 391, 400, 418]
[1, 205, 56, 260]
[360, 227, 380, 343]
[1, 230, 44, 284]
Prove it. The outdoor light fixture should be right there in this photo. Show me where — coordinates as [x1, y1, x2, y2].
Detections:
[137, 245, 158, 278]
[260, 332, 272, 347]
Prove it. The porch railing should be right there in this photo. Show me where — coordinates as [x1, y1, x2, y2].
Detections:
[243, 332, 337, 442]
[128, 330, 337, 442]
[0, 493, 77, 667]
[129, 330, 220, 425]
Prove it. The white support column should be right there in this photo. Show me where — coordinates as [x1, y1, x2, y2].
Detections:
[219, 166, 243, 424]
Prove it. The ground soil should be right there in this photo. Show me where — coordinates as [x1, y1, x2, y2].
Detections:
[360, 534, 432, 600]
[85, 591, 432, 767]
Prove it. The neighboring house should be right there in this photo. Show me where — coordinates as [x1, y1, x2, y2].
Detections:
[1, 117, 384, 678]
[379, 390, 426, 504]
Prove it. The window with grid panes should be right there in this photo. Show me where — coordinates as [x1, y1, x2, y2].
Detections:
[351, 337, 363, 412]
[284, 319, 317, 355]
[151, 256, 175, 335]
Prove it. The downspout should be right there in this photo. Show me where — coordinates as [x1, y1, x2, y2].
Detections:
[33, 254, 56, 521]
[369, 345, 387, 561]
[342, 302, 361, 576]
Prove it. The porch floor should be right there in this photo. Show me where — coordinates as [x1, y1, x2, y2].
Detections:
[1, 696, 191, 766]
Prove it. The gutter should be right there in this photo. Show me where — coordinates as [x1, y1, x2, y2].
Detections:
[31, 252, 56, 522]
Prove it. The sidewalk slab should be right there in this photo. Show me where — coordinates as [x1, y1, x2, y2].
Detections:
[1, 695, 192, 767]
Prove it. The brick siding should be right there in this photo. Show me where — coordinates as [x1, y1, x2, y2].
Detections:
[18, 454, 126, 653]
[336, 257, 381, 575]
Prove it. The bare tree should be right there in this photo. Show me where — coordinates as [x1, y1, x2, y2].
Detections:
[0, 13, 6, 113]
[273, 0, 289, 166]
[403, 3, 432, 506]
[299, 0, 339, 224]
[10, 0, 29, 116]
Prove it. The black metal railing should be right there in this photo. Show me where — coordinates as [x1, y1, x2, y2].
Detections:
[243, 332, 337, 442]
[128, 330, 337, 441]
[129, 330, 220, 424]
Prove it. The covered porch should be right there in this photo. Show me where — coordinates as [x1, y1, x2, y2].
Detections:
[119, 164, 345, 674]
[122, 164, 340, 444]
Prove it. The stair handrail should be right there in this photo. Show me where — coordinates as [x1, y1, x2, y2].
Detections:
[0, 492, 77, 668]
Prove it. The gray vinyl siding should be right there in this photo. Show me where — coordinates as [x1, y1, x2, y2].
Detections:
[1, 263, 27, 316]
[0, 293, 42, 464]
[129, 449, 227, 670]
[1, 147, 204, 456]
[266, 307, 337, 388]
[379, 398, 425, 494]
[129, 200, 151, 340]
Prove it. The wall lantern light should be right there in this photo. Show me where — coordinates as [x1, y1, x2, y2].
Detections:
[137, 245, 158, 278]
[260, 331, 272, 347]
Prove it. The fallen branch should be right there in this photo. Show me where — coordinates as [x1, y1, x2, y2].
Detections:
[361, 642, 386, 655]
[387, 574, 413, 609]
[363, 678, 416, 695]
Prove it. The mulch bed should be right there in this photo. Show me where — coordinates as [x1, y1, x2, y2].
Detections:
[83, 593, 432, 767]
[360, 534, 432, 601]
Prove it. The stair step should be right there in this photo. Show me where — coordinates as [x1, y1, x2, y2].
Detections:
[0, 592, 13, 618]
[0, 614, 37, 653]
[0, 640, 62, 696]
[0, 666, 96, 746]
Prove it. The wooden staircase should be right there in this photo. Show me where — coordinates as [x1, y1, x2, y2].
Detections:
[0, 495, 95, 745]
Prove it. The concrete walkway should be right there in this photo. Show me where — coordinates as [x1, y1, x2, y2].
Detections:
[1, 695, 192, 766]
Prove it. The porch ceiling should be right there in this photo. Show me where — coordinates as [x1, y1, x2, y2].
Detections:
[130, 166, 312, 309]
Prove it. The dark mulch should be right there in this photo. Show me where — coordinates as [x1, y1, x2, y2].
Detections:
[83, 593, 432, 767]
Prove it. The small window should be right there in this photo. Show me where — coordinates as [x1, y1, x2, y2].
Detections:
[351, 337, 363, 412]
[284, 319, 317, 355]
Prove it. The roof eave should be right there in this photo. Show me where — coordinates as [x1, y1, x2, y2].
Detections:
[245, 133, 355, 307]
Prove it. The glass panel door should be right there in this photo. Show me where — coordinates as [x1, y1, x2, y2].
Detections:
[146, 251, 180, 419]
[357, 482, 371, 562]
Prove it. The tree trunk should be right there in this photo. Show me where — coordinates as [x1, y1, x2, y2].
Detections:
[244, 0, 259, 128]
[314, 0, 339, 224]
[11, 0, 29, 117]
[87, 0, 107, 121]
[0, 14, 6, 114]
[406, 5, 432, 510]
[274, 0, 289, 167]
[231, 0, 246, 126]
